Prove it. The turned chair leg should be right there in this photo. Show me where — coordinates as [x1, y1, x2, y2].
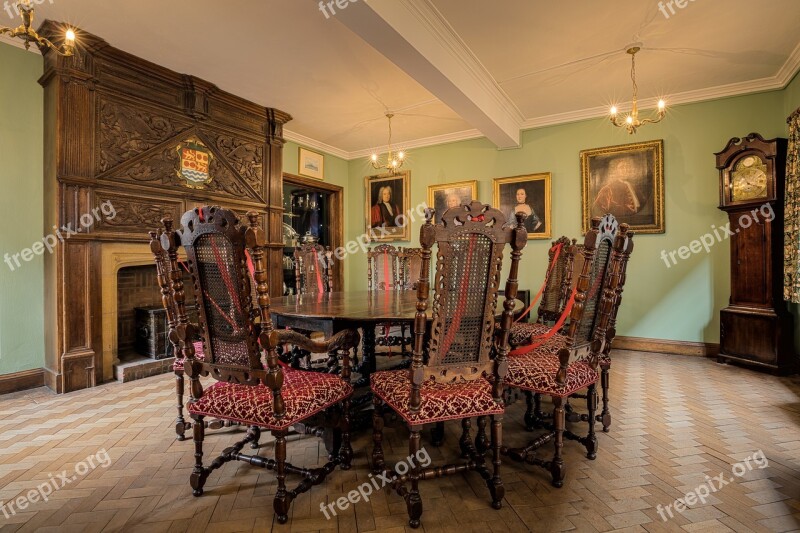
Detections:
[585, 384, 598, 460]
[598, 363, 611, 432]
[459, 418, 472, 458]
[340, 398, 353, 470]
[273, 430, 291, 524]
[406, 428, 423, 528]
[550, 397, 565, 488]
[475, 416, 490, 455]
[189, 415, 207, 496]
[430, 421, 445, 447]
[488, 415, 504, 509]
[248, 426, 261, 449]
[371, 396, 386, 474]
[175, 371, 189, 441]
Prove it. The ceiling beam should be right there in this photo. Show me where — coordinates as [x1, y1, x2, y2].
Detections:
[331, 0, 524, 149]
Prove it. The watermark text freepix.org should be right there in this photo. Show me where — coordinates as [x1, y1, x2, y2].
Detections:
[3, 0, 54, 19]
[1, 448, 112, 520]
[656, 449, 767, 521]
[319, 447, 431, 519]
[658, 0, 698, 19]
[318, 0, 363, 19]
[660, 203, 774, 268]
[3, 200, 117, 272]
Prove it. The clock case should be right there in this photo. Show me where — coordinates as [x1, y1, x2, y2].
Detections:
[715, 133, 795, 373]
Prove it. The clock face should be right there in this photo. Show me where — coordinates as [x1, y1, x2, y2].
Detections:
[731, 155, 768, 202]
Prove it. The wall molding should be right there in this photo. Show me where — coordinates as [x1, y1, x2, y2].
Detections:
[0, 368, 45, 395]
[613, 336, 719, 357]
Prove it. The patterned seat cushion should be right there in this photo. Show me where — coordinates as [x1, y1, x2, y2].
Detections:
[509, 322, 551, 347]
[506, 352, 598, 398]
[508, 325, 612, 366]
[370, 370, 503, 425]
[172, 341, 205, 371]
[187, 370, 352, 430]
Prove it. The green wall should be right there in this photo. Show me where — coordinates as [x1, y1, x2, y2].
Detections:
[0, 44, 44, 374]
[344, 91, 791, 344]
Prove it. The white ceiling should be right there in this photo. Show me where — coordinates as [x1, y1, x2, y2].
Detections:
[2, 0, 800, 158]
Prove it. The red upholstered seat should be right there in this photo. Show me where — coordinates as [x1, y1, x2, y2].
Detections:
[370, 369, 503, 425]
[506, 352, 598, 398]
[187, 369, 352, 430]
[509, 322, 550, 347]
[172, 341, 206, 371]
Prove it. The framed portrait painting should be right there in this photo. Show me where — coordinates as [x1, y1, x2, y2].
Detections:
[492, 173, 552, 239]
[580, 140, 664, 234]
[298, 147, 324, 180]
[427, 180, 477, 223]
[364, 171, 411, 241]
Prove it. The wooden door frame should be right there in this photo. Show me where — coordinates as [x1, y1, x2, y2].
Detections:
[282, 173, 345, 291]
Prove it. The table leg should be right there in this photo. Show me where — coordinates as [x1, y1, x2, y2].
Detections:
[360, 325, 377, 379]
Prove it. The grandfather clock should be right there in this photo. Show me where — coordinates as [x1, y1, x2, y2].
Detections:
[715, 133, 794, 373]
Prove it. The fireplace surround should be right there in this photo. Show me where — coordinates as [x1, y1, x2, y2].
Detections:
[39, 22, 290, 392]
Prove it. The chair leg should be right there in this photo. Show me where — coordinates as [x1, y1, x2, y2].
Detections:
[371, 396, 386, 474]
[339, 397, 353, 470]
[401, 323, 407, 354]
[189, 415, 208, 496]
[488, 415, 504, 509]
[475, 416, 490, 455]
[459, 418, 472, 458]
[175, 371, 188, 441]
[273, 430, 291, 524]
[598, 363, 611, 432]
[248, 426, 261, 449]
[406, 428, 423, 528]
[586, 384, 598, 460]
[430, 421, 445, 447]
[550, 397, 565, 488]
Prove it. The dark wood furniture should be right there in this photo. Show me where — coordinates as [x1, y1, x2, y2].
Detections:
[39, 22, 290, 392]
[715, 133, 795, 373]
[159, 206, 359, 523]
[398, 247, 424, 290]
[502, 216, 635, 487]
[369, 244, 414, 355]
[370, 202, 527, 528]
[294, 242, 334, 295]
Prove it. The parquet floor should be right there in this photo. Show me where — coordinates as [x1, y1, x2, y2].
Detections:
[1, 350, 800, 532]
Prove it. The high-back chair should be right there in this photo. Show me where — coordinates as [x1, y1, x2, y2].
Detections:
[294, 242, 333, 294]
[370, 202, 527, 529]
[367, 243, 399, 291]
[160, 206, 359, 523]
[502, 215, 634, 487]
[398, 247, 424, 290]
[508, 236, 578, 347]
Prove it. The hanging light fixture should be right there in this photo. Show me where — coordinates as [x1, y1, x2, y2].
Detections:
[0, 0, 75, 56]
[370, 113, 406, 175]
[609, 46, 665, 134]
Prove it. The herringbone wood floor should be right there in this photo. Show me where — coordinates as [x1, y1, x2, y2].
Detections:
[1, 350, 799, 532]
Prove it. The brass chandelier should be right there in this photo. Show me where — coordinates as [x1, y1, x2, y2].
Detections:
[370, 113, 406, 175]
[609, 46, 665, 134]
[0, 0, 75, 56]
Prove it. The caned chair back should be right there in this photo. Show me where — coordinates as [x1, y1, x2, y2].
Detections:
[413, 202, 527, 389]
[399, 247, 424, 290]
[537, 236, 578, 324]
[367, 244, 399, 291]
[294, 243, 333, 295]
[555, 214, 634, 380]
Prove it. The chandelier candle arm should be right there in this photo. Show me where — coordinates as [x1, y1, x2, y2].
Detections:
[0, 1, 75, 56]
[608, 46, 666, 134]
[371, 113, 406, 175]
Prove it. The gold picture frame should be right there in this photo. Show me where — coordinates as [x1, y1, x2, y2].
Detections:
[580, 139, 664, 234]
[492, 173, 552, 239]
[427, 180, 478, 223]
[365, 171, 411, 242]
[298, 147, 324, 180]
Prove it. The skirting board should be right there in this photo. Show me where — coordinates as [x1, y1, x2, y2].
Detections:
[613, 336, 719, 357]
[0, 368, 45, 395]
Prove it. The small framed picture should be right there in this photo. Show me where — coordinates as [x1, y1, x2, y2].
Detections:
[493, 173, 552, 239]
[580, 140, 664, 234]
[298, 147, 324, 180]
[365, 171, 411, 242]
[427, 180, 478, 223]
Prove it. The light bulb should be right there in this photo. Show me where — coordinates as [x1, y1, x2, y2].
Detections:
[397, 151, 405, 160]
[657, 99, 666, 110]
[65, 29, 76, 43]
[371, 154, 378, 162]
[626, 116, 633, 124]
[391, 159, 398, 168]
[610, 106, 618, 116]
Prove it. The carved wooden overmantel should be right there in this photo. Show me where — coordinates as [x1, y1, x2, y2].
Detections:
[38, 21, 291, 393]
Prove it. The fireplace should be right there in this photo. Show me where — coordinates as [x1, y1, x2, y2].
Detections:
[40, 23, 290, 392]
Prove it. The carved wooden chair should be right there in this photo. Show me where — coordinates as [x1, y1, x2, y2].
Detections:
[370, 202, 527, 529]
[294, 242, 333, 294]
[501, 216, 634, 487]
[399, 247, 424, 290]
[369, 244, 414, 358]
[160, 206, 359, 523]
